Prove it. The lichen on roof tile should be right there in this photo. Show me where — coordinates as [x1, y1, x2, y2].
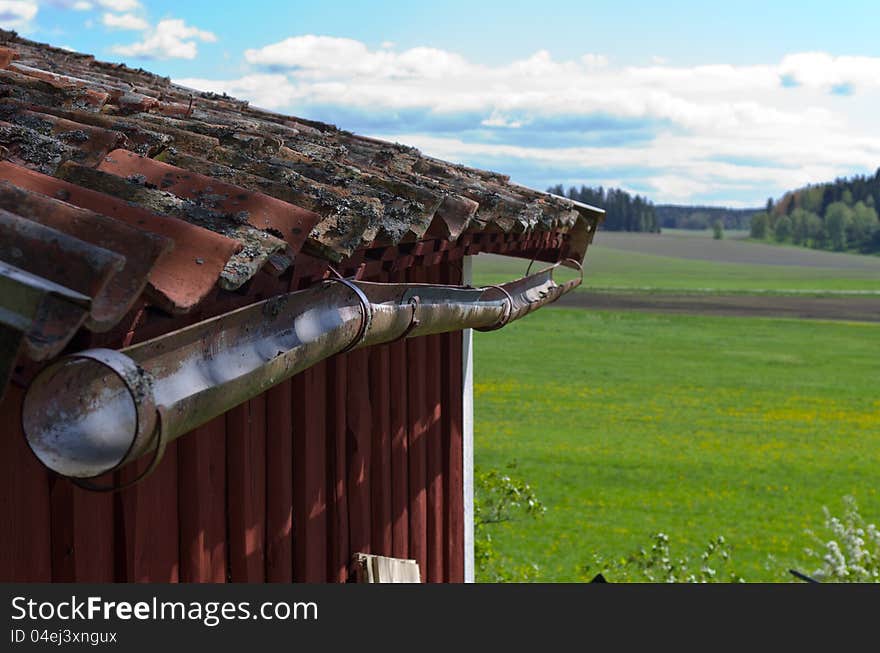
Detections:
[0, 29, 603, 369]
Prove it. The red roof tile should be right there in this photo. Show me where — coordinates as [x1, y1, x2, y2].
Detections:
[0, 179, 170, 330]
[0, 30, 603, 389]
[97, 148, 321, 254]
[0, 161, 241, 312]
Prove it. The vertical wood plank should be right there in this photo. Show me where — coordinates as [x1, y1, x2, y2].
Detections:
[266, 380, 293, 582]
[293, 361, 327, 582]
[49, 479, 76, 581]
[73, 483, 115, 581]
[406, 265, 428, 579]
[226, 396, 266, 582]
[388, 269, 409, 559]
[51, 478, 115, 582]
[425, 264, 445, 582]
[326, 355, 349, 582]
[346, 347, 372, 557]
[0, 385, 52, 581]
[117, 441, 180, 582]
[443, 260, 465, 582]
[178, 416, 227, 582]
[370, 332, 393, 557]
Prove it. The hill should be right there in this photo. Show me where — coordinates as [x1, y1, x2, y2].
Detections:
[753, 169, 880, 254]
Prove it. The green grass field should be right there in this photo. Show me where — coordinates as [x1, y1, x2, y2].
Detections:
[473, 248, 880, 294]
[473, 308, 880, 581]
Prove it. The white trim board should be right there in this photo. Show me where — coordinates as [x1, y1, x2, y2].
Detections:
[461, 255, 474, 583]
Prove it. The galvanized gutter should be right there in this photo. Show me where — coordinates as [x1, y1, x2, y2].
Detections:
[22, 259, 581, 487]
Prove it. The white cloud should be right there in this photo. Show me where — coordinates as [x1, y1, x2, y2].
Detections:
[779, 52, 880, 93]
[581, 53, 608, 68]
[111, 18, 216, 60]
[244, 35, 470, 80]
[45, 0, 136, 8]
[101, 11, 146, 30]
[41, 0, 92, 9]
[0, 0, 37, 29]
[176, 73, 299, 108]
[95, 0, 139, 10]
[179, 35, 880, 204]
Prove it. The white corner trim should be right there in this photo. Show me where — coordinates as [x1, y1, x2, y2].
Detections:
[461, 255, 475, 583]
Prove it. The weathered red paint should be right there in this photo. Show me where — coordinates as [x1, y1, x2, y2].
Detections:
[406, 265, 429, 580]
[327, 355, 350, 583]
[117, 442, 180, 582]
[226, 397, 266, 582]
[50, 478, 115, 582]
[178, 415, 227, 582]
[425, 264, 445, 583]
[292, 361, 327, 582]
[0, 260, 466, 583]
[0, 385, 52, 581]
[369, 296, 393, 557]
[442, 263, 466, 583]
[388, 269, 410, 560]
[266, 380, 293, 582]
[347, 347, 373, 562]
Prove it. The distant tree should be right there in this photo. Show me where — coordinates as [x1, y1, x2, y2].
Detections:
[849, 201, 879, 250]
[789, 207, 822, 246]
[790, 208, 808, 245]
[547, 184, 659, 233]
[750, 212, 770, 239]
[825, 201, 853, 250]
[712, 218, 724, 240]
[774, 215, 793, 242]
[801, 186, 824, 214]
[804, 211, 824, 246]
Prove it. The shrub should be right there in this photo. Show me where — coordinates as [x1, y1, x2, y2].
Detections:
[581, 532, 744, 583]
[804, 495, 880, 582]
[474, 463, 546, 582]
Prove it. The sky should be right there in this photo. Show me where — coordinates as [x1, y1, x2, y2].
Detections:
[5, 1, 880, 207]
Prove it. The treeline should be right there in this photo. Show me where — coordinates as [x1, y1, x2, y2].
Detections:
[547, 184, 659, 232]
[752, 170, 880, 253]
[655, 205, 757, 230]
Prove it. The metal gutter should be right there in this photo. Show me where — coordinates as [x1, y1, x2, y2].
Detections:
[22, 259, 582, 487]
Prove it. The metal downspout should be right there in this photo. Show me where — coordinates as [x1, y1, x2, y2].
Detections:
[21, 259, 582, 485]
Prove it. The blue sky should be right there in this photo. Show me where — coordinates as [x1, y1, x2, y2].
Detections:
[7, 0, 880, 206]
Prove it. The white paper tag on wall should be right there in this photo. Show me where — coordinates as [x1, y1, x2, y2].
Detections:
[352, 553, 421, 583]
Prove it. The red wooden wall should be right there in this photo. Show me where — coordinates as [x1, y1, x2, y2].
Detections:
[0, 260, 464, 583]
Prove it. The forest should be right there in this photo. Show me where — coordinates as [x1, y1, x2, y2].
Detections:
[654, 205, 756, 230]
[751, 169, 880, 253]
[547, 184, 659, 232]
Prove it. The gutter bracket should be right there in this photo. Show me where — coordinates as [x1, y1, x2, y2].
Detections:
[328, 276, 373, 353]
[474, 284, 514, 332]
[388, 295, 421, 343]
